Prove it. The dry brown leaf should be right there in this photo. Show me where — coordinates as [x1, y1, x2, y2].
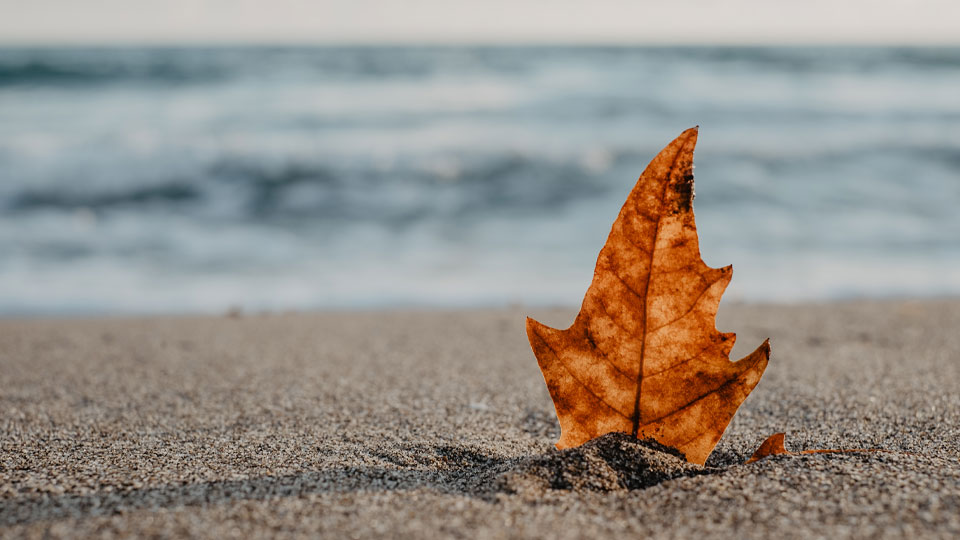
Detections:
[746, 432, 885, 463]
[746, 432, 791, 463]
[526, 127, 770, 466]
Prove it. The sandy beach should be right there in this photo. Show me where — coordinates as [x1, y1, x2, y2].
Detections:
[1, 299, 958, 538]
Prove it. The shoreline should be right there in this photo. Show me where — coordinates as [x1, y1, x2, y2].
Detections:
[4, 293, 960, 320]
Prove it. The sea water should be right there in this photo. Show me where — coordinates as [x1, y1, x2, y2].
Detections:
[1, 46, 958, 314]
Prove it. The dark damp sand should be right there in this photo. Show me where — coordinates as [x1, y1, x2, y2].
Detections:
[1, 300, 958, 539]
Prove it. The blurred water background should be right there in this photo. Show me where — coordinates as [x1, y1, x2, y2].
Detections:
[1, 46, 958, 315]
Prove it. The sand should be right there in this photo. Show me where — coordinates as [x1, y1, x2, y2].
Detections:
[1, 299, 958, 538]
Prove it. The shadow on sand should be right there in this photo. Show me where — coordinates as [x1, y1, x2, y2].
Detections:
[3, 434, 718, 526]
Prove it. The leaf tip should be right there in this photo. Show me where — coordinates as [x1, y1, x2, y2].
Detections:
[678, 125, 699, 147]
[525, 316, 561, 354]
[525, 315, 543, 335]
[525, 316, 538, 341]
[735, 338, 771, 375]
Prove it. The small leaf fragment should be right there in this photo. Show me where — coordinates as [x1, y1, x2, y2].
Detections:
[746, 432, 790, 463]
[746, 432, 886, 464]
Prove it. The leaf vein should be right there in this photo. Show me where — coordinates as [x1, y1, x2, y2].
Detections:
[531, 328, 632, 421]
[646, 282, 714, 335]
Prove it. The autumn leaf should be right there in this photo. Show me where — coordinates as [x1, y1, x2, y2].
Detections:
[746, 432, 883, 463]
[526, 127, 770, 466]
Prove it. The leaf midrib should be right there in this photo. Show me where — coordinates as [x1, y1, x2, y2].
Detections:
[630, 146, 687, 437]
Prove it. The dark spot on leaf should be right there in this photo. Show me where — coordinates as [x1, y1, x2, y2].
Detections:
[673, 179, 694, 212]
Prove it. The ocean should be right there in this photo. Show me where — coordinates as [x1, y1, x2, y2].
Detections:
[1, 46, 958, 315]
